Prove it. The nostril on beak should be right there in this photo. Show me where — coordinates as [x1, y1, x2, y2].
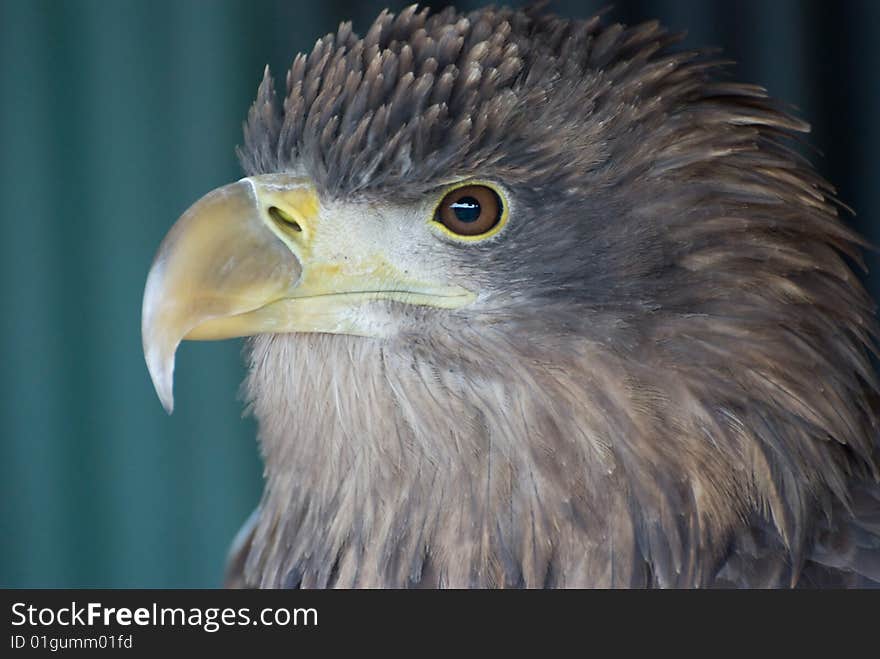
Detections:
[268, 206, 303, 232]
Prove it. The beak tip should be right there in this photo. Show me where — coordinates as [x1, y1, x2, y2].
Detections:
[154, 376, 176, 415]
[159, 390, 175, 415]
[144, 340, 177, 415]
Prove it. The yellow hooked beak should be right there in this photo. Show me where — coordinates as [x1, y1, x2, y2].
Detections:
[142, 174, 474, 413]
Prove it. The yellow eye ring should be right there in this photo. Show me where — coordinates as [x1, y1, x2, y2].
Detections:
[429, 181, 509, 242]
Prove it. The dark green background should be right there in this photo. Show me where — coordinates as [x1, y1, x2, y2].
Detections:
[1, 0, 878, 587]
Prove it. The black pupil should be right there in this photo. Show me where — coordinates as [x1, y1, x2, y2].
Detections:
[450, 197, 481, 223]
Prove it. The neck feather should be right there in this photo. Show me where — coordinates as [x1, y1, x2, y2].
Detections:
[239, 329, 812, 587]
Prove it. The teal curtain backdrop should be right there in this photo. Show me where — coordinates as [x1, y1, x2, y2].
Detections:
[1, 0, 878, 587]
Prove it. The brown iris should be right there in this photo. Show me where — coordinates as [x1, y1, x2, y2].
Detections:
[436, 185, 503, 237]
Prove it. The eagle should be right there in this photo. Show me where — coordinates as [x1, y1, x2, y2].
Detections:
[142, 4, 880, 587]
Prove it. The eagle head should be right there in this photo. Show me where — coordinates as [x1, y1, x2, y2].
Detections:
[142, 5, 879, 587]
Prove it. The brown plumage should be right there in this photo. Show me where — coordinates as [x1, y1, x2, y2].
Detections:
[208, 4, 880, 587]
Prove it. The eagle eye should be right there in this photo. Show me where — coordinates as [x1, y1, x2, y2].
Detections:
[433, 183, 507, 240]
